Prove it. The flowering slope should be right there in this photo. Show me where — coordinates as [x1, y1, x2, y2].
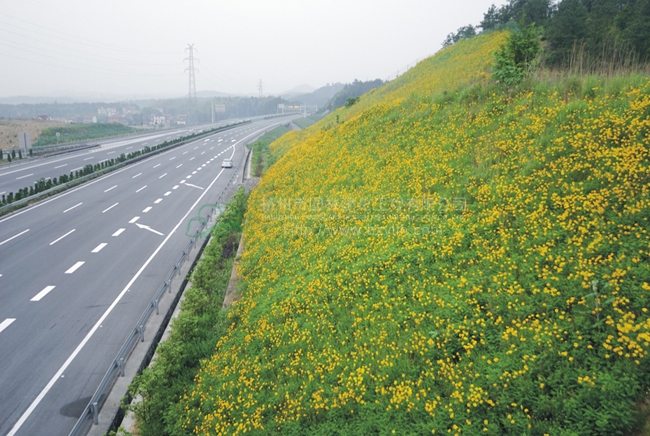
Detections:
[178, 32, 650, 435]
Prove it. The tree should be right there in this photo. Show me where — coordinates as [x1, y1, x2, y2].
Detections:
[481, 5, 502, 31]
[493, 24, 542, 85]
[7, 154, 11, 163]
[546, 0, 589, 65]
[620, 0, 650, 61]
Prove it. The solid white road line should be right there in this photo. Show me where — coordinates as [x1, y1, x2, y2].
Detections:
[132, 173, 142, 178]
[0, 229, 30, 246]
[159, 173, 167, 179]
[49, 229, 75, 246]
[31, 286, 56, 302]
[65, 261, 85, 274]
[153, 164, 161, 168]
[54, 164, 67, 169]
[129, 216, 140, 223]
[91, 243, 107, 253]
[104, 185, 117, 193]
[142, 207, 152, 213]
[0, 318, 16, 333]
[63, 202, 82, 213]
[112, 228, 125, 237]
[154, 198, 162, 204]
[102, 202, 119, 213]
[16, 173, 34, 180]
[136, 185, 147, 193]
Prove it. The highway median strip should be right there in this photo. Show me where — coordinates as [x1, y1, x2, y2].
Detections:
[0, 121, 252, 217]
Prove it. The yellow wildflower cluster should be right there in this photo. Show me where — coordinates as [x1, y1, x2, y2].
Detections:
[177, 31, 650, 435]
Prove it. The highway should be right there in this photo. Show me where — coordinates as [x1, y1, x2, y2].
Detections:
[0, 121, 237, 197]
[0, 117, 291, 436]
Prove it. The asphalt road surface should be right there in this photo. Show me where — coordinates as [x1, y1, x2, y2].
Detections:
[0, 117, 292, 436]
[0, 121, 241, 196]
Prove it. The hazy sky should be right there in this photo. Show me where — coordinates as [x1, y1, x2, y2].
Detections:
[0, 0, 505, 100]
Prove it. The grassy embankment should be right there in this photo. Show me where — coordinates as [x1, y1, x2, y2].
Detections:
[34, 123, 133, 146]
[128, 189, 248, 435]
[292, 113, 325, 130]
[247, 126, 290, 177]
[135, 30, 650, 435]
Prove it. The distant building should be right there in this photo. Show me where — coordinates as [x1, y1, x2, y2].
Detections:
[174, 114, 187, 125]
[108, 115, 128, 125]
[82, 115, 97, 124]
[36, 115, 50, 121]
[151, 114, 166, 127]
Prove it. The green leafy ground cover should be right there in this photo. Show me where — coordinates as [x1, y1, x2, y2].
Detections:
[135, 31, 650, 435]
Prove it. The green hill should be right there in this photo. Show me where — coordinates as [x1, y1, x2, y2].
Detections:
[141, 30, 650, 435]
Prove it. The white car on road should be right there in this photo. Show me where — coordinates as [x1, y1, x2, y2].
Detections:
[221, 158, 233, 168]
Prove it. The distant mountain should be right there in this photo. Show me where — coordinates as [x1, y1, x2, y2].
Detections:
[280, 84, 317, 99]
[322, 79, 384, 112]
[288, 83, 345, 108]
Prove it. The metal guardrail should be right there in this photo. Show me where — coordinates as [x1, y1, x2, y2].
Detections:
[0, 121, 250, 217]
[67, 121, 257, 436]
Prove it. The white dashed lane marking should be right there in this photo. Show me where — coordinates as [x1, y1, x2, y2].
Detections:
[112, 228, 125, 237]
[0, 318, 16, 333]
[136, 185, 147, 193]
[129, 216, 140, 224]
[49, 229, 75, 246]
[0, 229, 30, 246]
[65, 261, 85, 274]
[31, 285, 56, 301]
[143, 207, 152, 213]
[103, 203, 119, 213]
[63, 203, 82, 213]
[91, 243, 108, 253]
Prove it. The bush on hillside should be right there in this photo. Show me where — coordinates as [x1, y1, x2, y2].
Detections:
[493, 24, 541, 86]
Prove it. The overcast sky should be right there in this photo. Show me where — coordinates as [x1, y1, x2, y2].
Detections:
[0, 0, 505, 101]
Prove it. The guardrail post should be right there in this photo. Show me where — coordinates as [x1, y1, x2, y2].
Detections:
[91, 402, 99, 425]
[154, 299, 159, 315]
[118, 357, 125, 377]
[137, 325, 145, 342]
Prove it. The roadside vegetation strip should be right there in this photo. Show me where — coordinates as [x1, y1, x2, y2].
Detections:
[127, 188, 248, 436]
[247, 125, 290, 177]
[33, 123, 134, 147]
[165, 31, 650, 436]
[0, 121, 250, 217]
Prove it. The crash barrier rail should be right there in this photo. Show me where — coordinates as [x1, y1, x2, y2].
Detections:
[68, 125, 254, 436]
[0, 121, 251, 217]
